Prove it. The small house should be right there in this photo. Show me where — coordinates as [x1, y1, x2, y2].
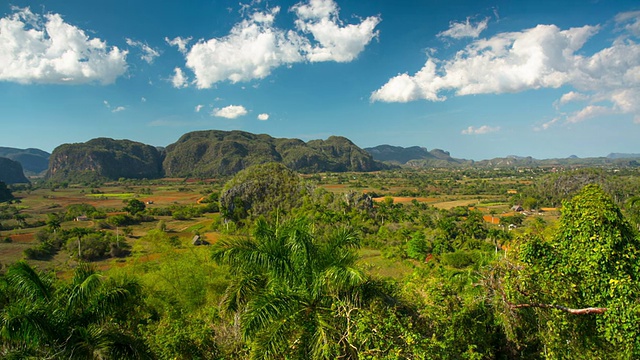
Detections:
[75, 215, 89, 221]
[511, 205, 524, 212]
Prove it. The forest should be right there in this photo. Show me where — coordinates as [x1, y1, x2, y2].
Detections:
[1, 165, 640, 359]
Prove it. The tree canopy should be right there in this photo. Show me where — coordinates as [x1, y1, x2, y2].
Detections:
[502, 184, 640, 358]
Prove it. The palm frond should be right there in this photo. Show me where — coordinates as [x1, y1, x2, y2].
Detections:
[6, 262, 52, 301]
[241, 291, 305, 342]
[0, 301, 53, 346]
[221, 273, 268, 313]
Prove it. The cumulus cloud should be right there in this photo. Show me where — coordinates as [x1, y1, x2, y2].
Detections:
[373, 14, 640, 126]
[461, 125, 500, 135]
[292, 0, 381, 62]
[0, 7, 127, 84]
[186, 7, 304, 88]
[126, 38, 160, 63]
[195, 104, 204, 112]
[171, 67, 188, 88]
[165, 36, 192, 54]
[213, 105, 248, 119]
[438, 17, 489, 39]
[180, 0, 380, 88]
[257, 113, 269, 120]
[112, 106, 126, 113]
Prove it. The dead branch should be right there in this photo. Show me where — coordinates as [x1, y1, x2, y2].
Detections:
[509, 303, 607, 315]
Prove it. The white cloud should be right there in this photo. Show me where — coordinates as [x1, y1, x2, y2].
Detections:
[557, 91, 589, 106]
[372, 24, 599, 102]
[165, 36, 192, 54]
[213, 105, 248, 119]
[437, 17, 489, 39]
[292, 0, 381, 62]
[180, 0, 380, 88]
[141, 97, 147, 102]
[112, 106, 126, 113]
[126, 38, 160, 63]
[257, 113, 269, 120]
[195, 104, 203, 112]
[171, 67, 188, 88]
[373, 15, 640, 126]
[566, 105, 612, 124]
[615, 11, 640, 37]
[185, 7, 304, 88]
[0, 7, 127, 84]
[536, 117, 561, 131]
[461, 125, 500, 135]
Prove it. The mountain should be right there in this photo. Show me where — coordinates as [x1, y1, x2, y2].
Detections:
[47, 138, 164, 182]
[607, 153, 640, 159]
[0, 147, 50, 176]
[163, 130, 383, 177]
[0, 157, 30, 184]
[365, 145, 469, 166]
[364, 145, 434, 164]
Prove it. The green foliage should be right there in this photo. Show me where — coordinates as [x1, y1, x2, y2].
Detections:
[503, 184, 640, 357]
[212, 217, 387, 359]
[47, 137, 163, 182]
[219, 162, 307, 222]
[64, 203, 104, 221]
[124, 198, 146, 215]
[441, 250, 486, 269]
[163, 130, 382, 178]
[0, 262, 150, 358]
[406, 231, 430, 260]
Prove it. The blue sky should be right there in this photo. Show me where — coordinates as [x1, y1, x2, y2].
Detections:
[1, 0, 638, 160]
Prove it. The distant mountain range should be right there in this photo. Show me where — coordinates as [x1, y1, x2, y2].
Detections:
[1, 133, 638, 183]
[365, 145, 640, 168]
[0, 147, 50, 176]
[43, 130, 384, 182]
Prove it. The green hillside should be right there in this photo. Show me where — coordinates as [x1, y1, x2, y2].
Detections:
[46, 138, 164, 182]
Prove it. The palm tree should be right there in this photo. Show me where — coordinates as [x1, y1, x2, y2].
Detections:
[46, 213, 62, 233]
[0, 262, 150, 359]
[212, 217, 383, 359]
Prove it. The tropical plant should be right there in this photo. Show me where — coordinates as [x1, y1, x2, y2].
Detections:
[500, 184, 640, 358]
[212, 217, 384, 359]
[0, 262, 150, 359]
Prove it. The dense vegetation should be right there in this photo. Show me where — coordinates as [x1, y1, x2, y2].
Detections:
[47, 138, 164, 182]
[1, 164, 640, 359]
[163, 130, 383, 177]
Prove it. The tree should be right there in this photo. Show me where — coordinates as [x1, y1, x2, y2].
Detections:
[46, 213, 62, 233]
[124, 199, 146, 216]
[219, 163, 307, 223]
[0, 262, 150, 359]
[501, 185, 640, 358]
[212, 217, 384, 359]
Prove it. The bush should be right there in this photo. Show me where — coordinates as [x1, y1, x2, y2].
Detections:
[441, 250, 483, 269]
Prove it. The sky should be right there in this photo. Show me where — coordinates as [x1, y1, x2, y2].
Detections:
[0, 0, 639, 160]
